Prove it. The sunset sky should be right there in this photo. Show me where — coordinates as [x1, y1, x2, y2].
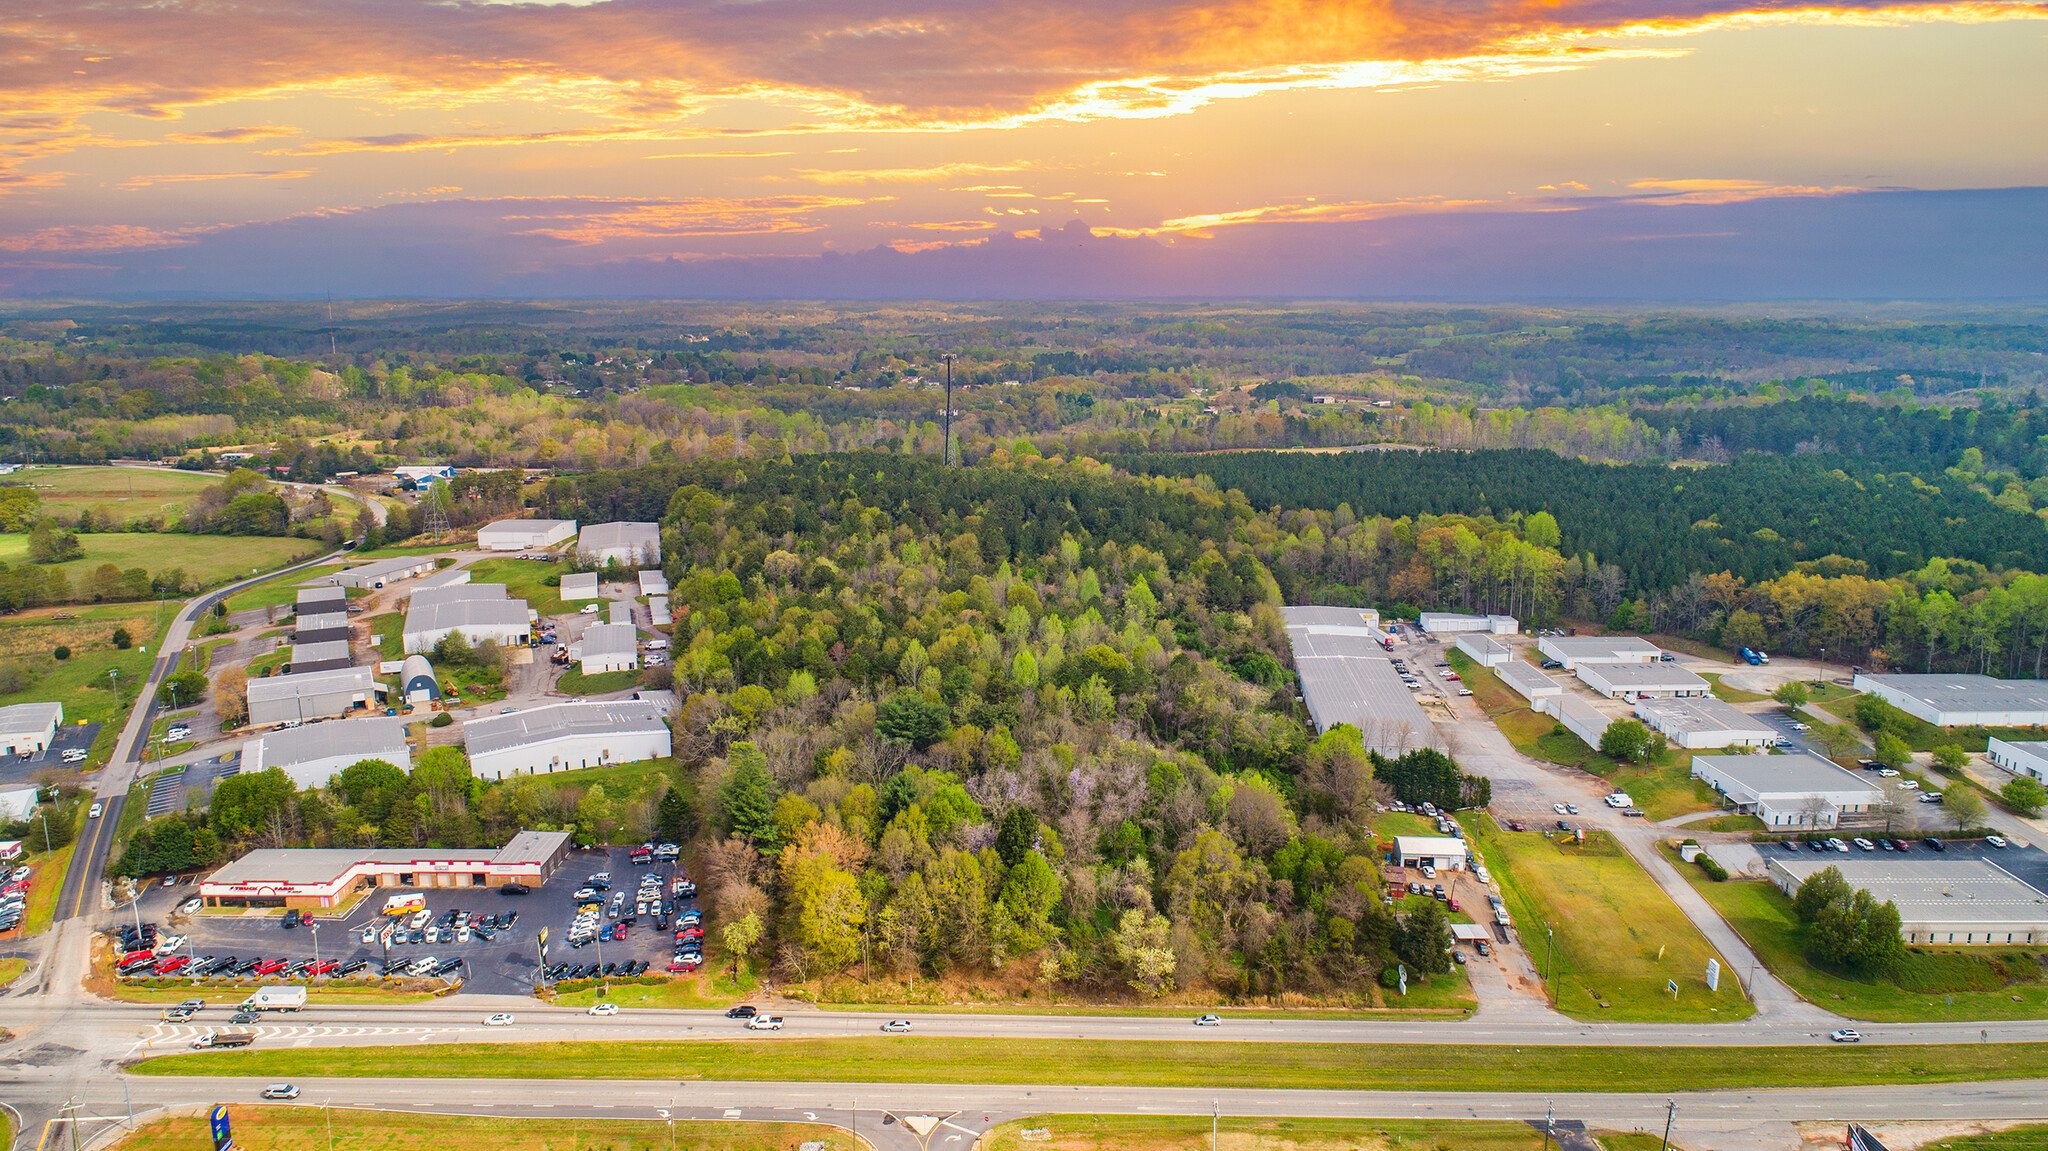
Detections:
[2, 0, 2044, 298]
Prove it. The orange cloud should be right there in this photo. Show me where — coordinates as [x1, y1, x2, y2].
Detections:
[494, 194, 876, 244]
[791, 162, 1028, 185]
[0, 223, 201, 252]
[164, 126, 299, 144]
[118, 168, 314, 189]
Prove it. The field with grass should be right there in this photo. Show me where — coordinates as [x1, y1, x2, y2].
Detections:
[14, 465, 215, 520]
[463, 558, 574, 618]
[982, 1115, 1584, 1151]
[0, 957, 26, 987]
[223, 566, 358, 613]
[551, 978, 727, 1010]
[104, 1105, 855, 1151]
[0, 603, 163, 738]
[1460, 817, 1750, 1021]
[557, 667, 641, 695]
[1815, 695, 2048, 754]
[1919, 1124, 2048, 1149]
[132, 1035, 2048, 1091]
[1674, 865, 2048, 1022]
[0, 531, 325, 592]
[8, 822, 81, 939]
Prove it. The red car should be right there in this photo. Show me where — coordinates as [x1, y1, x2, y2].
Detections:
[1446, 897, 1461, 912]
[611, 923, 628, 940]
[1507, 820, 1527, 832]
[306, 960, 337, 976]
[676, 927, 705, 941]
[253, 959, 287, 975]
[154, 955, 190, 974]
[667, 958, 701, 972]
[120, 948, 155, 967]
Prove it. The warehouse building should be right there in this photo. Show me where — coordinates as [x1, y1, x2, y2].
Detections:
[401, 597, 532, 654]
[1547, 695, 1612, 749]
[476, 517, 577, 551]
[241, 716, 412, 789]
[1498, 661, 1563, 705]
[578, 521, 661, 568]
[400, 655, 440, 704]
[408, 582, 506, 611]
[560, 571, 599, 601]
[288, 639, 354, 675]
[1536, 635, 1662, 670]
[1281, 606, 1439, 756]
[392, 464, 456, 486]
[1767, 858, 2048, 946]
[1576, 661, 1711, 699]
[1455, 633, 1512, 667]
[1986, 737, 2048, 784]
[297, 586, 347, 613]
[607, 599, 631, 626]
[293, 609, 350, 645]
[577, 623, 640, 674]
[200, 829, 574, 909]
[648, 596, 671, 626]
[0, 702, 63, 755]
[463, 700, 671, 781]
[1636, 697, 1778, 749]
[247, 666, 386, 728]
[0, 787, 38, 822]
[409, 568, 471, 597]
[1691, 752, 1883, 829]
[638, 570, 669, 596]
[1393, 836, 1469, 871]
[1851, 673, 2048, 728]
[1419, 612, 1518, 635]
[317, 556, 438, 590]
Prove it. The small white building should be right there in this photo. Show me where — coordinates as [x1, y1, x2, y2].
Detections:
[637, 570, 669, 596]
[1392, 836, 1468, 871]
[402, 597, 532, 654]
[1852, 673, 2048, 728]
[1548, 695, 1612, 749]
[1691, 752, 1883, 829]
[577, 521, 661, 568]
[319, 556, 437, 590]
[560, 572, 600, 601]
[0, 702, 64, 755]
[1576, 661, 1711, 699]
[288, 639, 354, 674]
[1419, 613, 1518, 635]
[578, 623, 640, 674]
[241, 717, 413, 789]
[1455, 633, 1511, 667]
[648, 596, 671, 627]
[1636, 697, 1777, 749]
[476, 518, 577, 551]
[462, 700, 671, 781]
[608, 599, 631, 626]
[247, 666, 386, 728]
[1537, 636, 1662, 669]
[1986, 737, 2048, 784]
[1497, 661, 1563, 705]
[0, 788, 39, 822]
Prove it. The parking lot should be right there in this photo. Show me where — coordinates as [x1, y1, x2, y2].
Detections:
[134, 845, 700, 996]
[0, 721, 102, 787]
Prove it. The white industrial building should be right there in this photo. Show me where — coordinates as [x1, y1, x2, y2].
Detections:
[1548, 695, 1612, 749]
[402, 597, 531, 654]
[288, 639, 354, 674]
[1498, 661, 1564, 705]
[317, 556, 438, 590]
[1537, 635, 1662, 669]
[1393, 836, 1469, 871]
[1691, 752, 1883, 829]
[1419, 612, 1518, 635]
[241, 716, 413, 789]
[1280, 606, 1439, 757]
[293, 609, 350, 644]
[0, 702, 62, 755]
[577, 623, 640, 674]
[462, 700, 672, 781]
[1636, 697, 1776, 749]
[476, 518, 577, 551]
[1455, 633, 1512, 667]
[200, 830, 573, 909]
[1851, 673, 2048, 728]
[1576, 661, 1711, 699]
[409, 582, 505, 611]
[648, 596, 671, 626]
[247, 666, 387, 728]
[1986, 737, 2048, 784]
[408, 568, 471, 597]
[637, 570, 669, 596]
[1767, 858, 2048, 946]
[560, 572, 599, 601]
[578, 521, 661, 568]
[0, 787, 38, 822]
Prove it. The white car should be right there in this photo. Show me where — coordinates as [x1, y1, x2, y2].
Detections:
[177, 897, 204, 916]
[424, 925, 439, 943]
[166, 727, 192, 740]
[744, 1015, 784, 1030]
[88, 803, 103, 819]
[261, 1084, 301, 1100]
[1553, 803, 1568, 815]
[881, 1019, 913, 1032]
[61, 749, 86, 762]
[457, 925, 470, 942]
[1852, 838, 1876, 851]
[483, 1013, 515, 1026]
[1877, 768, 1900, 777]
[1987, 835, 2009, 848]
[1192, 1014, 1221, 1026]
[580, 604, 601, 614]
[588, 1002, 619, 1016]
[360, 925, 378, 944]
[155, 935, 186, 954]
[1829, 1028, 1862, 1043]
[1897, 780, 1920, 791]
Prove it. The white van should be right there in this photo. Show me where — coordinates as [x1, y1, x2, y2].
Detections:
[645, 639, 669, 651]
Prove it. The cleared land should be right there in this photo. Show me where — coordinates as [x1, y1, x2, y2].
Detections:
[0, 602, 162, 732]
[104, 1106, 854, 1151]
[461, 558, 574, 618]
[556, 667, 641, 695]
[0, 531, 323, 590]
[1460, 817, 1751, 1021]
[1920, 1125, 2048, 1149]
[1675, 864, 2048, 1022]
[982, 1115, 1582, 1151]
[14, 465, 214, 520]
[132, 1036, 2048, 1090]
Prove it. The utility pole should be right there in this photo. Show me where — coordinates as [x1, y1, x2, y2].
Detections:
[1541, 1100, 1553, 1151]
[123, 1078, 134, 1130]
[941, 353, 956, 466]
[1545, 924, 1555, 1006]
[1659, 1100, 1676, 1151]
[1212, 1100, 1219, 1151]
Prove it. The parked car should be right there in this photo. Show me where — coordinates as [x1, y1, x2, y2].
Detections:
[1924, 838, 1946, 852]
[1987, 835, 2009, 848]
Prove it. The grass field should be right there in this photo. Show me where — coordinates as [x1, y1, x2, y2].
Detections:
[15, 465, 215, 520]
[1460, 817, 1750, 1021]
[557, 667, 641, 695]
[982, 1115, 1581, 1151]
[1815, 694, 2048, 754]
[1920, 1125, 2048, 1149]
[105, 982, 443, 1005]
[551, 979, 726, 1010]
[104, 1106, 855, 1151]
[463, 558, 573, 618]
[9, 828, 79, 939]
[0, 531, 325, 592]
[1674, 866, 2048, 1022]
[0, 957, 26, 987]
[0, 603, 164, 739]
[131, 1036, 2048, 1091]
[223, 566, 357, 613]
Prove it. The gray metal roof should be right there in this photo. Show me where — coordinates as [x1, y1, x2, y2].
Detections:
[580, 623, 638, 658]
[290, 639, 351, 664]
[477, 518, 576, 541]
[1279, 605, 1380, 630]
[1543, 636, 1662, 660]
[1579, 663, 1709, 689]
[579, 521, 659, 552]
[1636, 697, 1774, 735]
[295, 610, 348, 633]
[404, 597, 531, 634]
[561, 572, 599, 597]
[203, 829, 574, 888]
[243, 715, 410, 770]
[310, 556, 434, 587]
[409, 583, 507, 610]
[1693, 751, 1882, 797]
[463, 699, 668, 757]
[401, 654, 434, 681]
[1458, 634, 1511, 658]
[0, 702, 63, 739]
[246, 665, 376, 704]
[296, 586, 347, 609]
[1856, 674, 2048, 714]
[638, 570, 669, 595]
[1498, 661, 1561, 695]
[1770, 858, 2048, 926]
[1285, 615, 1437, 754]
[495, 830, 574, 865]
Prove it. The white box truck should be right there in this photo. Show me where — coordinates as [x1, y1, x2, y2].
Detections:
[383, 894, 426, 917]
[241, 985, 307, 1012]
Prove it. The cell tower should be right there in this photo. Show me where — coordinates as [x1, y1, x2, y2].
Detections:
[422, 482, 452, 538]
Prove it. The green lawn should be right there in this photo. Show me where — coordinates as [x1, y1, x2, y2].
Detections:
[1918, 1124, 2048, 1150]
[105, 1103, 854, 1151]
[1675, 865, 2048, 1022]
[14, 465, 215, 521]
[0, 531, 326, 591]
[1460, 816, 1751, 1021]
[131, 1036, 2048, 1091]
[462, 558, 574, 618]
[0, 603, 166, 735]
[557, 666, 641, 695]
[368, 611, 404, 655]
[10, 805, 84, 938]
[982, 1115, 1571, 1151]
[1815, 694, 2048, 754]
[552, 978, 726, 1010]
[223, 566, 357, 613]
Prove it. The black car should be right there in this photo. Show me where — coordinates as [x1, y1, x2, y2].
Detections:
[472, 926, 496, 941]
[500, 883, 530, 895]
[501, 911, 518, 927]
[335, 959, 368, 977]
[633, 960, 650, 975]
[230, 1011, 260, 1024]
[1924, 837, 1947, 852]
[434, 958, 462, 975]
[283, 909, 301, 928]
[1556, 820, 1571, 831]
[1780, 841, 1802, 854]
[726, 1005, 757, 1018]
[1807, 840, 1829, 852]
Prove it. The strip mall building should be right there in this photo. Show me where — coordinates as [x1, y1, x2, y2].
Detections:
[199, 830, 573, 909]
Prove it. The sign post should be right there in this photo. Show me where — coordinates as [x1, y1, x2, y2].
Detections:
[210, 1105, 233, 1151]
[1705, 958, 1720, 992]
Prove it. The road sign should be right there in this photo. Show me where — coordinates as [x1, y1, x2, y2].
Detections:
[1398, 963, 1407, 996]
[1705, 958, 1721, 991]
[1667, 978, 1679, 999]
[210, 1105, 232, 1151]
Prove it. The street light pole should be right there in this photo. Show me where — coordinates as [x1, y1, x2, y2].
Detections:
[1545, 925, 1555, 1005]
[1659, 1100, 1676, 1151]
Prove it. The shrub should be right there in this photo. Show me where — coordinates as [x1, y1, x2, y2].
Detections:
[52, 645, 70, 660]
[430, 712, 453, 728]
[111, 627, 133, 650]
[1697, 854, 1728, 881]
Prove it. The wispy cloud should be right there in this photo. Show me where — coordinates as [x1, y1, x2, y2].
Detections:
[164, 126, 299, 145]
[118, 168, 314, 189]
[790, 162, 1028, 185]
[493, 194, 877, 243]
[0, 223, 203, 252]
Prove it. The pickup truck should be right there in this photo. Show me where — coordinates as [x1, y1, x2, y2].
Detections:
[191, 1031, 255, 1049]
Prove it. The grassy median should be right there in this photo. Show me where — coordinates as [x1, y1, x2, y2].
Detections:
[982, 1115, 1588, 1151]
[131, 1037, 2048, 1091]
[107, 1105, 855, 1151]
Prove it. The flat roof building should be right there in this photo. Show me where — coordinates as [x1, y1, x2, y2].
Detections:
[1767, 858, 2048, 946]
[607, 599, 631, 626]
[560, 571, 599, 601]
[0, 788, 37, 822]
[1577, 661, 1710, 699]
[1636, 697, 1777, 749]
[246, 666, 386, 728]
[1537, 635, 1662, 670]
[402, 597, 531, 655]
[1497, 660, 1564, 704]
[408, 583, 506, 611]
[288, 639, 354, 674]
[1852, 673, 2048, 728]
[296, 586, 347, 613]
[578, 521, 660, 568]
[1986, 737, 2048, 784]
[1692, 751, 1883, 829]
[1548, 695, 1612, 750]
[241, 716, 412, 789]
[1393, 836, 1469, 870]
[410, 568, 470, 596]
[648, 596, 671, 626]
[200, 829, 573, 908]
[463, 700, 671, 781]
[476, 518, 577, 551]
[638, 570, 669, 596]
[293, 610, 350, 645]
[0, 702, 63, 755]
[1282, 606, 1439, 756]
[1455, 633, 1512, 667]
[1419, 612, 1517, 635]
[578, 623, 640, 674]
[315, 556, 438, 590]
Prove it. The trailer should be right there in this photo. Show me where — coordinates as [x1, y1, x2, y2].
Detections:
[240, 985, 307, 1012]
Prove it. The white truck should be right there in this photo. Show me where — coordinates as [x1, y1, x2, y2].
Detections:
[191, 1031, 254, 1049]
[240, 985, 308, 1012]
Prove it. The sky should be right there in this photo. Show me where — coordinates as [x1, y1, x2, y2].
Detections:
[2, 0, 2044, 299]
